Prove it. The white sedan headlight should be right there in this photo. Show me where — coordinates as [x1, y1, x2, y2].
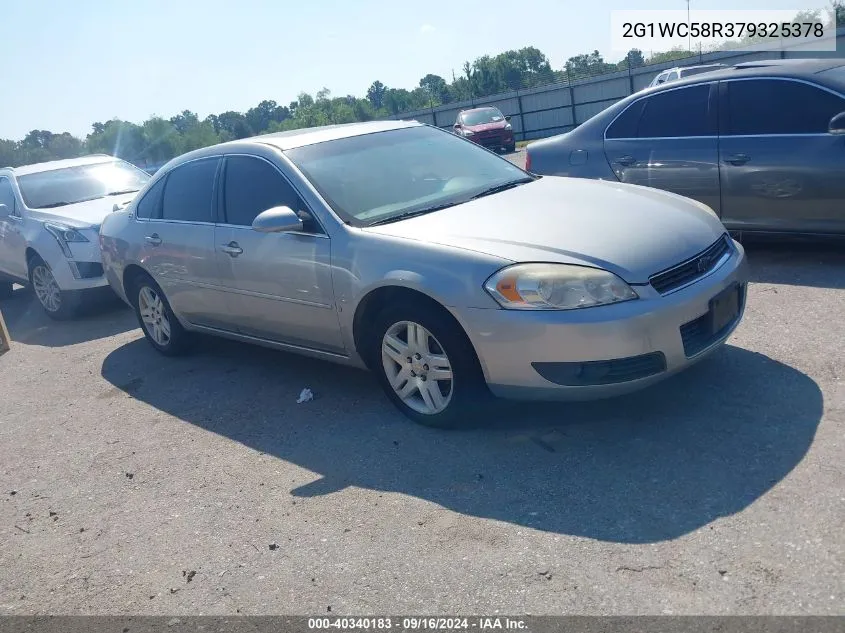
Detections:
[44, 222, 89, 258]
[484, 263, 638, 310]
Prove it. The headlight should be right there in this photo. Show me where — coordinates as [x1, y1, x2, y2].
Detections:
[44, 222, 89, 258]
[463, 129, 475, 136]
[484, 263, 638, 310]
[505, 123, 513, 130]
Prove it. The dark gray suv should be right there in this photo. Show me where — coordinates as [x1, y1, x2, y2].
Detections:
[526, 59, 845, 236]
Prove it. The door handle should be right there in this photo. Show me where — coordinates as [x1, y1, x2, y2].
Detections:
[220, 241, 243, 257]
[144, 234, 162, 246]
[615, 155, 636, 166]
[725, 153, 750, 166]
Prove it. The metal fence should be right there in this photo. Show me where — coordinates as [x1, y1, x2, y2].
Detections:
[388, 28, 845, 142]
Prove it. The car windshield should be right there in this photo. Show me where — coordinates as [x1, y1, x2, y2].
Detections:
[461, 108, 505, 125]
[17, 161, 151, 209]
[285, 125, 532, 227]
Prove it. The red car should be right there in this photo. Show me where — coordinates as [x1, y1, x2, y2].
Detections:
[452, 107, 516, 153]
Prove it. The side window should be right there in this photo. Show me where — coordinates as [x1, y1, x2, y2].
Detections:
[223, 156, 294, 226]
[161, 158, 219, 223]
[637, 84, 712, 138]
[0, 178, 16, 216]
[223, 156, 319, 232]
[724, 79, 845, 135]
[667, 70, 679, 81]
[134, 177, 166, 220]
[605, 100, 646, 139]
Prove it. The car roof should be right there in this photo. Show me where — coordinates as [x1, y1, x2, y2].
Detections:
[2, 154, 118, 177]
[156, 120, 424, 172]
[250, 120, 421, 151]
[655, 58, 845, 87]
[460, 106, 500, 114]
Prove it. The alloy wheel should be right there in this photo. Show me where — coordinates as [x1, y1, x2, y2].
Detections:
[138, 286, 172, 347]
[381, 320, 454, 415]
[31, 265, 61, 313]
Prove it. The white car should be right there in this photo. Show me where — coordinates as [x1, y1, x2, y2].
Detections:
[0, 155, 150, 318]
[647, 63, 726, 88]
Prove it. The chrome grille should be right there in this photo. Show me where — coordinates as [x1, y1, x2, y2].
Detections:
[650, 235, 731, 295]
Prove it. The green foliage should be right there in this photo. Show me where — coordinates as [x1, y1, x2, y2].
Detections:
[1, 6, 838, 169]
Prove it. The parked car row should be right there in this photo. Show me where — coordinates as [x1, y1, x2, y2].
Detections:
[2, 110, 750, 428]
[526, 58, 845, 236]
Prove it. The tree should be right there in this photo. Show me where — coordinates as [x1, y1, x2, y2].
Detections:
[366, 81, 387, 109]
[565, 50, 617, 80]
[244, 100, 288, 135]
[620, 48, 645, 69]
[419, 74, 449, 105]
[86, 120, 145, 161]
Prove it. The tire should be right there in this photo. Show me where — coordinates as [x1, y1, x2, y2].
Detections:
[367, 299, 490, 428]
[28, 255, 80, 320]
[0, 281, 13, 299]
[506, 143, 516, 153]
[130, 273, 191, 356]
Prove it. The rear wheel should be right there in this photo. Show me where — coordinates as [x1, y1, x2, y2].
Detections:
[368, 300, 490, 428]
[28, 255, 80, 320]
[131, 274, 191, 356]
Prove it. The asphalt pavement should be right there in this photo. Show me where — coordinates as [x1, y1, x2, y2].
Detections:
[0, 242, 843, 615]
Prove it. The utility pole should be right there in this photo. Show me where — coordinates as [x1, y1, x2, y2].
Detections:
[687, 0, 692, 53]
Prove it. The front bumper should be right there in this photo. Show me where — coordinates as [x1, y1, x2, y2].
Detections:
[456, 241, 749, 400]
[42, 238, 109, 292]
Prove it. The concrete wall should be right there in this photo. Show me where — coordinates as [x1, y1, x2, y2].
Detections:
[389, 28, 845, 142]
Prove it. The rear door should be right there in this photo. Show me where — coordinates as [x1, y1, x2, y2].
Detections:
[213, 154, 343, 353]
[604, 82, 721, 214]
[0, 177, 27, 281]
[718, 77, 845, 234]
[137, 157, 231, 328]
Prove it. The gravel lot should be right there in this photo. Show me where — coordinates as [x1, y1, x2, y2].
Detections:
[0, 241, 843, 616]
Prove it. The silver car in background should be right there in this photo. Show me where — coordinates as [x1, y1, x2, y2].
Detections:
[100, 121, 748, 427]
[527, 59, 845, 237]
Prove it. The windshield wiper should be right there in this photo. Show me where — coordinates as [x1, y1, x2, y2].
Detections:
[106, 189, 140, 196]
[36, 201, 73, 209]
[469, 177, 535, 201]
[367, 202, 460, 227]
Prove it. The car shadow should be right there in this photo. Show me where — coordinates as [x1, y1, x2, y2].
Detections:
[741, 239, 845, 290]
[0, 285, 136, 347]
[101, 337, 822, 544]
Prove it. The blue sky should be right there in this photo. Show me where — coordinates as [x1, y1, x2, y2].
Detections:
[0, 0, 825, 140]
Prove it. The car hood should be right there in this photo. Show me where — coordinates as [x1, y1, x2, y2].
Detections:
[363, 176, 727, 283]
[28, 194, 138, 229]
[465, 121, 508, 132]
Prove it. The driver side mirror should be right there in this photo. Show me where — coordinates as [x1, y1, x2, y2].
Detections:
[453, 123, 461, 129]
[251, 206, 303, 233]
[829, 111, 845, 135]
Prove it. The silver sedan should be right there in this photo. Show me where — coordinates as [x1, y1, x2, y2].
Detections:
[99, 120, 748, 427]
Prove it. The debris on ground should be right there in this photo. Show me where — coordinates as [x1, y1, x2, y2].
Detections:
[269, 542, 279, 551]
[296, 388, 314, 404]
[125, 472, 134, 479]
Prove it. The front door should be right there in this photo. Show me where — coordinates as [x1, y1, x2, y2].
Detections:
[603, 82, 721, 214]
[718, 77, 845, 234]
[213, 155, 343, 353]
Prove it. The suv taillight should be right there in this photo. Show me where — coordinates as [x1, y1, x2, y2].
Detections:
[525, 151, 531, 172]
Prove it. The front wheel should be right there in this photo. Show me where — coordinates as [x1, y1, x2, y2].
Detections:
[28, 255, 80, 320]
[369, 301, 490, 428]
[131, 274, 191, 356]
